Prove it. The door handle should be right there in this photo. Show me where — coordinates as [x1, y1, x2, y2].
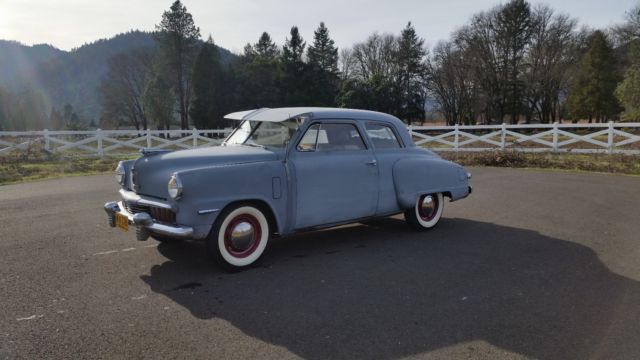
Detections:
[366, 160, 377, 166]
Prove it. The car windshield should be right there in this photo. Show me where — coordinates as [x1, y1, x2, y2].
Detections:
[224, 119, 302, 148]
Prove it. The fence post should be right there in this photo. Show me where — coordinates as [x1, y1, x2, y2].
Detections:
[454, 124, 459, 151]
[607, 121, 614, 154]
[552, 122, 559, 152]
[146, 129, 152, 148]
[96, 128, 103, 157]
[501, 123, 506, 150]
[44, 129, 50, 152]
[193, 128, 198, 148]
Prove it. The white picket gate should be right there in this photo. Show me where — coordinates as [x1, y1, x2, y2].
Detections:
[1, 122, 640, 156]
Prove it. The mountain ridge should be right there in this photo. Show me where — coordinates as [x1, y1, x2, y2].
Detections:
[0, 31, 236, 122]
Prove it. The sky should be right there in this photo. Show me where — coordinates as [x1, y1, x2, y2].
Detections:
[0, 0, 637, 53]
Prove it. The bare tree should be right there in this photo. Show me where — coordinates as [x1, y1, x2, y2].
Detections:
[523, 6, 578, 123]
[100, 49, 154, 130]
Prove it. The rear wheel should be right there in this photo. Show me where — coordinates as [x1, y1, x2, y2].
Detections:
[404, 193, 444, 231]
[207, 204, 270, 272]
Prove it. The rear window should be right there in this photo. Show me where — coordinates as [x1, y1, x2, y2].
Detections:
[297, 123, 366, 151]
[365, 123, 401, 149]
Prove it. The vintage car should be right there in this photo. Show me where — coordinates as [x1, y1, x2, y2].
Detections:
[104, 107, 472, 271]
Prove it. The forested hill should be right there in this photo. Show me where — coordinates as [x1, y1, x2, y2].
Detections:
[0, 31, 235, 123]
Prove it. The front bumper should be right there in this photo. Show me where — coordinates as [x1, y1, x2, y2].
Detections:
[104, 201, 194, 241]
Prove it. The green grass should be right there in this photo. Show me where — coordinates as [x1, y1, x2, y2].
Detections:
[0, 155, 133, 185]
[440, 151, 640, 176]
[1, 148, 639, 185]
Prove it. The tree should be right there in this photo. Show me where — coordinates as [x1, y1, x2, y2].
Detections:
[616, 41, 640, 121]
[143, 75, 175, 130]
[236, 32, 281, 108]
[396, 22, 428, 124]
[62, 104, 86, 130]
[155, 0, 201, 129]
[568, 31, 622, 122]
[522, 5, 578, 123]
[427, 41, 479, 125]
[496, 0, 535, 123]
[190, 36, 226, 129]
[99, 49, 154, 130]
[306, 22, 340, 106]
[614, 3, 640, 44]
[0, 88, 7, 131]
[254, 32, 279, 58]
[456, 0, 534, 123]
[281, 26, 308, 105]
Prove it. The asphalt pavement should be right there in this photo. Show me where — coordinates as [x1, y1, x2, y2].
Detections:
[1, 167, 639, 359]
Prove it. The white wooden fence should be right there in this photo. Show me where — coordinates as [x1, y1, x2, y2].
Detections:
[1, 122, 640, 156]
[410, 122, 640, 155]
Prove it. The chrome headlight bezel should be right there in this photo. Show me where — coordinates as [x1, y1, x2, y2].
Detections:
[168, 173, 183, 200]
[115, 162, 125, 185]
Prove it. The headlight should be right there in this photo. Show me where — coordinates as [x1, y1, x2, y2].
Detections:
[168, 173, 183, 200]
[115, 162, 125, 185]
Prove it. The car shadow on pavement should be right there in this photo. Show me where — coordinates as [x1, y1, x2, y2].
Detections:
[141, 218, 640, 360]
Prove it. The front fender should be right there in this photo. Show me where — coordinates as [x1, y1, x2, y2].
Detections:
[174, 161, 288, 238]
[393, 157, 470, 209]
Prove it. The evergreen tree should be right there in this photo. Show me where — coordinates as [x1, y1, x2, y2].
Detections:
[616, 41, 640, 121]
[281, 26, 308, 105]
[254, 32, 279, 59]
[307, 22, 339, 106]
[396, 22, 428, 124]
[155, 0, 201, 129]
[237, 32, 281, 108]
[190, 36, 226, 129]
[568, 31, 622, 122]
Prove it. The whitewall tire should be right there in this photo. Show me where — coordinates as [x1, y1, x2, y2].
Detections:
[208, 204, 270, 272]
[404, 193, 444, 231]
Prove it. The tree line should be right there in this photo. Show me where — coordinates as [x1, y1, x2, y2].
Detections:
[4, 0, 640, 131]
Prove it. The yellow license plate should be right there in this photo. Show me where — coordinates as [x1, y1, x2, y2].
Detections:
[115, 212, 129, 232]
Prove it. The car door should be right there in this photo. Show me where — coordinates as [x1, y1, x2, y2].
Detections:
[363, 121, 406, 215]
[290, 120, 379, 229]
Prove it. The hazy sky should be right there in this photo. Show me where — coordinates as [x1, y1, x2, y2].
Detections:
[0, 0, 637, 53]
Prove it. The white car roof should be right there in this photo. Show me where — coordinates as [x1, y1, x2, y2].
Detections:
[224, 107, 400, 123]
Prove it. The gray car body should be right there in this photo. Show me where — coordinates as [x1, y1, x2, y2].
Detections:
[117, 107, 471, 239]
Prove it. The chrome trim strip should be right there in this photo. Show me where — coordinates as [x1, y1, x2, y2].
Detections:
[198, 209, 220, 215]
[119, 189, 173, 210]
[105, 201, 194, 239]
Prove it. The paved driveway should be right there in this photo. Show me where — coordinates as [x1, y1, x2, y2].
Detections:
[1, 168, 639, 359]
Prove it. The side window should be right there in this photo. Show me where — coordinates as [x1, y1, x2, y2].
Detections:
[365, 123, 401, 149]
[296, 123, 366, 151]
[297, 124, 320, 151]
[317, 123, 366, 151]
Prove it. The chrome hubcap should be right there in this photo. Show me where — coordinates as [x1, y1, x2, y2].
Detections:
[229, 221, 255, 250]
[419, 194, 438, 221]
[421, 195, 435, 215]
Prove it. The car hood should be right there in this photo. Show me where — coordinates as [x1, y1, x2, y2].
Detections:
[131, 145, 279, 199]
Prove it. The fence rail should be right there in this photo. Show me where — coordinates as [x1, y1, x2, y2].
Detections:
[1, 122, 640, 157]
[409, 122, 640, 155]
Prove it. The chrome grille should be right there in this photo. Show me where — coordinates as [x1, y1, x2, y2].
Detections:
[124, 200, 176, 224]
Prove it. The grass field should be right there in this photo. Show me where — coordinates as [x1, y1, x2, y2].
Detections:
[1, 149, 638, 185]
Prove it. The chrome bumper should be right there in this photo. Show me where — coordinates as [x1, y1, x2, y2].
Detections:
[103, 201, 194, 241]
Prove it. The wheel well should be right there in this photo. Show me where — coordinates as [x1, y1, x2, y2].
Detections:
[221, 199, 279, 235]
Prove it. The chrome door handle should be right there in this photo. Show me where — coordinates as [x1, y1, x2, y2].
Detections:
[366, 160, 377, 166]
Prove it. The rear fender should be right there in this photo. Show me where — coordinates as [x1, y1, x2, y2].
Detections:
[393, 157, 470, 209]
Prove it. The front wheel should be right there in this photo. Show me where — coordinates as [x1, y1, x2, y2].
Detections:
[404, 193, 444, 231]
[207, 204, 270, 272]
